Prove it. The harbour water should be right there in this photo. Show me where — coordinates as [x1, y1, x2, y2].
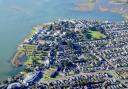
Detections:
[0, 0, 124, 81]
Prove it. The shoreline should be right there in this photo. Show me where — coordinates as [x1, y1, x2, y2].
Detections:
[109, 0, 128, 4]
[11, 50, 25, 67]
[11, 18, 127, 67]
[73, 0, 128, 21]
[1, 19, 128, 88]
[11, 23, 50, 67]
[99, 6, 128, 21]
[11, 26, 39, 67]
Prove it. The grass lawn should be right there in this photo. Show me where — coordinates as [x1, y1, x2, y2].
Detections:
[28, 28, 37, 39]
[24, 56, 45, 66]
[88, 31, 106, 39]
[36, 59, 45, 64]
[40, 68, 62, 82]
[43, 68, 56, 81]
[22, 72, 29, 77]
[23, 44, 36, 50]
[23, 43, 47, 66]
[24, 56, 33, 65]
[17, 46, 25, 54]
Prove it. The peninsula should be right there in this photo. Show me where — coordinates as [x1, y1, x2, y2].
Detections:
[0, 20, 128, 89]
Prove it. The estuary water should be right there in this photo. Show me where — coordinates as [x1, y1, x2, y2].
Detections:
[0, 0, 124, 81]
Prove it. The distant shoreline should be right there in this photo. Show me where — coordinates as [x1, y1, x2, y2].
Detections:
[73, 0, 128, 21]
[99, 6, 128, 21]
[110, 0, 128, 4]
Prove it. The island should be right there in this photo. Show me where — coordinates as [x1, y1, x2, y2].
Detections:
[0, 20, 128, 89]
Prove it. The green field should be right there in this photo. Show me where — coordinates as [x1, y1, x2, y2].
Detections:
[40, 67, 62, 82]
[28, 28, 37, 39]
[86, 31, 106, 39]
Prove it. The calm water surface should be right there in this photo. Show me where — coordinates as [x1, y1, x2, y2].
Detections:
[0, 0, 124, 81]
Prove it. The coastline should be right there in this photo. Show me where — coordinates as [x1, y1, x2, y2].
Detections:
[1, 19, 128, 88]
[99, 6, 128, 21]
[109, 0, 128, 21]
[10, 17, 127, 67]
[73, 0, 97, 11]
[11, 50, 25, 67]
[0, 0, 127, 87]
[11, 23, 50, 67]
[11, 26, 38, 67]
[109, 0, 128, 4]
[73, 0, 128, 21]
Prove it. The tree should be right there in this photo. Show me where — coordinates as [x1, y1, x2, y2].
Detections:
[86, 33, 92, 39]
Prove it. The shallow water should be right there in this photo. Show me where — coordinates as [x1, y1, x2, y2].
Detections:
[0, 0, 124, 81]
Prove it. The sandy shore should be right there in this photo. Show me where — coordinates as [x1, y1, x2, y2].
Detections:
[11, 51, 25, 67]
